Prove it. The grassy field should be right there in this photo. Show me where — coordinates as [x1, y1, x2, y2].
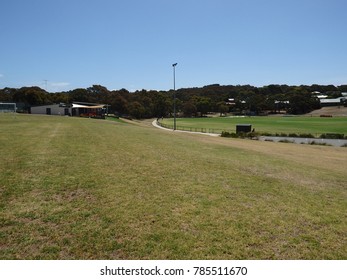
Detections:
[0, 114, 346, 259]
[160, 116, 347, 136]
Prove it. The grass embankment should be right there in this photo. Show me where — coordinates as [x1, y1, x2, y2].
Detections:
[160, 116, 347, 136]
[0, 114, 346, 259]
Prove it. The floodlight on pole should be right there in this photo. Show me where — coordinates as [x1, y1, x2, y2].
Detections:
[172, 63, 177, 130]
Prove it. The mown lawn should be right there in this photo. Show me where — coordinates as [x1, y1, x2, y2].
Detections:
[0, 114, 346, 259]
[160, 116, 347, 136]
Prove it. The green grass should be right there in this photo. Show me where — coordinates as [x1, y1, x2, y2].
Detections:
[160, 116, 347, 136]
[0, 114, 346, 259]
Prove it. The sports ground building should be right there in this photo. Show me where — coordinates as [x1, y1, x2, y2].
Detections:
[30, 102, 107, 118]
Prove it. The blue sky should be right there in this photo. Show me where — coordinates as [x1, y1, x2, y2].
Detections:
[1, 0, 347, 92]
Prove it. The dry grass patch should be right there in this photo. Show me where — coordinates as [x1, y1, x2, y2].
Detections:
[0, 115, 346, 259]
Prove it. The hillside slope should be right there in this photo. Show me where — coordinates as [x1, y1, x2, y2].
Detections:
[308, 106, 347, 116]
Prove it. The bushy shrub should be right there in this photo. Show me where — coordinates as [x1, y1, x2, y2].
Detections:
[237, 132, 247, 138]
[274, 133, 289, 137]
[320, 133, 344, 139]
[288, 133, 299, 137]
[299, 133, 315, 138]
[279, 139, 293, 143]
[221, 131, 238, 138]
[247, 132, 260, 139]
[260, 132, 273, 136]
[221, 131, 259, 139]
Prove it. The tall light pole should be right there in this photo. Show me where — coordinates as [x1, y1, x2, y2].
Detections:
[172, 63, 177, 130]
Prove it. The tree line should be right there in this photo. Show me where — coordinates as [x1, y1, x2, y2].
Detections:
[1, 84, 347, 118]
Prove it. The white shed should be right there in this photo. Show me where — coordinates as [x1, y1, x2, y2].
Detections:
[31, 104, 71, 115]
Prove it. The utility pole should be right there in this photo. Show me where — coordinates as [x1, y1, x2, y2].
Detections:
[172, 63, 177, 130]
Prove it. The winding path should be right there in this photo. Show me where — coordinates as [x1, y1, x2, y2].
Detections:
[151, 119, 220, 137]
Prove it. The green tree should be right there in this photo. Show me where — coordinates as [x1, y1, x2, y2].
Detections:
[195, 96, 211, 116]
[110, 91, 128, 115]
[13, 87, 48, 107]
[152, 92, 171, 117]
[51, 92, 69, 104]
[217, 102, 229, 116]
[68, 88, 89, 103]
[127, 101, 145, 119]
[0, 87, 16, 102]
[87, 85, 110, 103]
[182, 102, 197, 117]
[287, 88, 320, 114]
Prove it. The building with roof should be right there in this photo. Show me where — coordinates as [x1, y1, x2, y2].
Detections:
[31, 102, 107, 118]
[319, 97, 346, 106]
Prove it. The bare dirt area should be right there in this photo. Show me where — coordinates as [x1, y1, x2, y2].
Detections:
[307, 106, 347, 116]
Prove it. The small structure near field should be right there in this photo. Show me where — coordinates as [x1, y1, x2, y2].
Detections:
[236, 124, 252, 134]
[0, 102, 17, 113]
[31, 103, 71, 116]
[71, 102, 106, 118]
[31, 102, 107, 118]
[320, 97, 346, 107]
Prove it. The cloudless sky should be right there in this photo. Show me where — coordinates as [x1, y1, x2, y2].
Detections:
[1, 0, 347, 92]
